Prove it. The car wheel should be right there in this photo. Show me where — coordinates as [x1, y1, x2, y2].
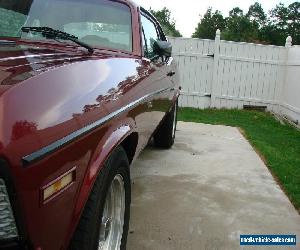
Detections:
[153, 100, 178, 149]
[69, 146, 130, 250]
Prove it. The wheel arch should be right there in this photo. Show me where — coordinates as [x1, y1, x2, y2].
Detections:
[64, 121, 139, 249]
[120, 132, 139, 165]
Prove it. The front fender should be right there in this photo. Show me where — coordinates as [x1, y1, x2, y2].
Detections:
[64, 117, 138, 247]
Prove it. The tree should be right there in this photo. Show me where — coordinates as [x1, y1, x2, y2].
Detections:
[286, 2, 300, 44]
[269, 3, 289, 30]
[247, 2, 267, 27]
[229, 7, 244, 17]
[192, 8, 226, 39]
[265, 2, 300, 45]
[150, 7, 182, 37]
[192, 1, 299, 45]
[223, 7, 260, 42]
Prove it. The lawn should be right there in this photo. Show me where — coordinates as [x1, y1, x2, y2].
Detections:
[178, 108, 300, 212]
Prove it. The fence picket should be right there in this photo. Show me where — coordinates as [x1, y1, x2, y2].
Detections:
[169, 33, 300, 123]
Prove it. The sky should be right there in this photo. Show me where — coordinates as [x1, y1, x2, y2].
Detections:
[135, 0, 296, 37]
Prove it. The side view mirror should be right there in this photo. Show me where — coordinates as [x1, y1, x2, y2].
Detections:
[153, 40, 172, 57]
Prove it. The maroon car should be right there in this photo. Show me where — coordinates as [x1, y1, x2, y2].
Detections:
[0, 0, 179, 249]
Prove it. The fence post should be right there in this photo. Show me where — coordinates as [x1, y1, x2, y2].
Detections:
[210, 29, 221, 108]
[277, 35, 293, 114]
[285, 36, 292, 48]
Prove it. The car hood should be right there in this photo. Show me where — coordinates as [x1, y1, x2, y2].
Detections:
[0, 43, 89, 88]
[0, 42, 144, 165]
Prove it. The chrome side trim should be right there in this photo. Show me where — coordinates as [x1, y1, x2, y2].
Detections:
[22, 87, 172, 166]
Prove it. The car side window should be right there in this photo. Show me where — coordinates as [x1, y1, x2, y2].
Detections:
[141, 14, 159, 59]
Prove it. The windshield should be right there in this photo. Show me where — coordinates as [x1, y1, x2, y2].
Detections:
[0, 0, 133, 52]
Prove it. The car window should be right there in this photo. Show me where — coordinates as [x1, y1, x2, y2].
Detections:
[0, 0, 133, 52]
[63, 21, 132, 51]
[141, 14, 159, 59]
[0, 8, 26, 38]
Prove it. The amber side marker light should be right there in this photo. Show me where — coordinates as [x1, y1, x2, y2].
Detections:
[42, 168, 76, 202]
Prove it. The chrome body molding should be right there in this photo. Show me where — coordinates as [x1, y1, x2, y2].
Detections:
[22, 87, 172, 166]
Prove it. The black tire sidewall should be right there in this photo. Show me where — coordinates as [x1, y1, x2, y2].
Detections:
[70, 146, 131, 250]
[94, 151, 130, 250]
[153, 100, 178, 148]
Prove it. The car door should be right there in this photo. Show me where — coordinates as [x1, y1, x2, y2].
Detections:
[140, 10, 175, 138]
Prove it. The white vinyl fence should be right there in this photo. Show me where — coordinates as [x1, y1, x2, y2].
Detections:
[169, 31, 300, 124]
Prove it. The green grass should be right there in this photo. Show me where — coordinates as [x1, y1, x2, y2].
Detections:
[178, 108, 300, 212]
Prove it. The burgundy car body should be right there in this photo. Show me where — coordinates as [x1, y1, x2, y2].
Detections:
[0, 0, 179, 249]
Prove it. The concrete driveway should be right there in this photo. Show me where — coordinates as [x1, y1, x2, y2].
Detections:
[127, 122, 300, 250]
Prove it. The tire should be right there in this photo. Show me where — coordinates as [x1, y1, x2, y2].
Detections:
[69, 146, 131, 250]
[153, 100, 178, 149]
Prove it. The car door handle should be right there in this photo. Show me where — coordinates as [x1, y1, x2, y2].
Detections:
[167, 71, 175, 77]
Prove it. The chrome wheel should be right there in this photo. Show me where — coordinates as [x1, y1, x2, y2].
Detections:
[98, 174, 125, 250]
